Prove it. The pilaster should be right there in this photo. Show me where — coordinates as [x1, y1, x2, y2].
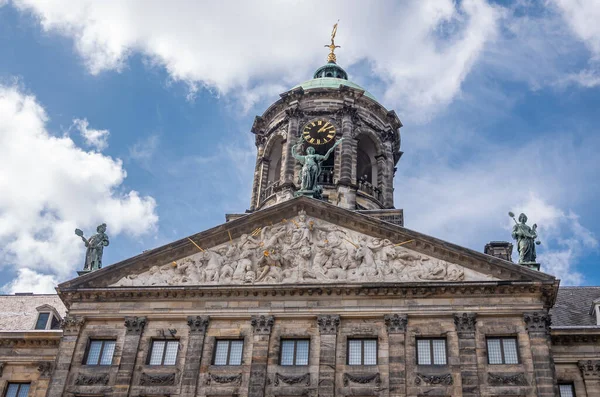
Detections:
[579, 360, 600, 396]
[385, 314, 407, 397]
[45, 315, 85, 397]
[317, 315, 340, 397]
[454, 313, 479, 397]
[338, 111, 354, 186]
[113, 316, 146, 397]
[181, 316, 210, 397]
[249, 315, 275, 397]
[250, 136, 266, 211]
[523, 312, 557, 397]
[281, 106, 302, 195]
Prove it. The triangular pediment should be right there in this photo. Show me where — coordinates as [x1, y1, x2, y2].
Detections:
[59, 197, 554, 291]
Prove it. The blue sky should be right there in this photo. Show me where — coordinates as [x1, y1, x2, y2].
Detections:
[0, 0, 599, 292]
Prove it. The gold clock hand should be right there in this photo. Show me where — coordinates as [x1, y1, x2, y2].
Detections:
[317, 122, 330, 133]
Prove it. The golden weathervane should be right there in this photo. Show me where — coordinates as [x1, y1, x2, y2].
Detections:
[324, 20, 340, 63]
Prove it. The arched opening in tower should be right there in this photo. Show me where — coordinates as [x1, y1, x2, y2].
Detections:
[313, 140, 335, 186]
[262, 136, 284, 201]
[356, 135, 378, 186]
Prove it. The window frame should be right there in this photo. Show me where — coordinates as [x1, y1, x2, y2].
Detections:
[4, 382, 31, 397]
[82, 339, 117, 366]
[279, 338, 310, 366]
[346, 338, 378, 366]
[486, 336, 520, 365]
[416, 337, 448, 366]
[558, 382, 576, 397]
[34, 312, 51, 330]
[146, 339, 179, 366]
[212, 339, 244, 366]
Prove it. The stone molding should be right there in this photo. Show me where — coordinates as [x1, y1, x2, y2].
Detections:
[251, 315, 275, 335]
[552, 334, 600, 345]
[61, 315, 85, 335]
[124, 316, 147, 335]
[0, 338, 60, 347]
[74, 373, 110, 385]
[342, 372, 381, 387]
[487, 372, 528, 386]
[317, 314, 340, 334]
[140, 372, 177, 386]
[415, 373, 453, 386]
[384, 314, 407, 334]
[37, 361, 54, 378]
[187, 315, 209, 334]
[206, 373, 242, 385]
[271, 372, 310, 386]
[454, 313, 477, 333]
[578, 360, 600, 379]
[523, 312, 551, 334]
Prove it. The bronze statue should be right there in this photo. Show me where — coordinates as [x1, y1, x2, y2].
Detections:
[75, 223, 109, 272]
[292, 138, 343, 197]
[509, 212, 540, 264]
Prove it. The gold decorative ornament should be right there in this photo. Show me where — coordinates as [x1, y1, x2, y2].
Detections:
[324, 20, 340, 63]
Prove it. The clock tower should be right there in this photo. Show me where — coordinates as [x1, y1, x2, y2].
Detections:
[249, 27, 403, 223]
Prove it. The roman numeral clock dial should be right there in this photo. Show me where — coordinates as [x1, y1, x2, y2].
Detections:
[302, 119, 336, 145]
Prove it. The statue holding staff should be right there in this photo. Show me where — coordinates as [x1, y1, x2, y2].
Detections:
[509, 212, 541, 264]
[75, 223, 109, 272]
[292, 138, 343, 196]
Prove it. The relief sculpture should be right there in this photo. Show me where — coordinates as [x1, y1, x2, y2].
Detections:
[113, 211, 494, 287]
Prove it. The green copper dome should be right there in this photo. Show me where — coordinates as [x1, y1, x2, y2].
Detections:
[293, 77, 377, 101]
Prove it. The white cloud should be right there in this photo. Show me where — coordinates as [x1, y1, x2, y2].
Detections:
[9, 0, 500, 119]
[129, 134, 159, 163]
[2, 268, 58, 294]
[73, 118, 109, 151]
[0, 84, 158, 291]
[552, 0, 600, 58]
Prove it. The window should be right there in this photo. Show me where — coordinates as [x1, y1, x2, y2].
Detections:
[35, 313, 50, 330]
[347, 339, 377, 365]
[280, 339, 309, 366]
[84, 340, 116, 365]
[559, 383, 575, 397]
[213, 340, 244, 366]
[417, 338, 447, 365]
[487, 337, 519, 364]
[4, 383, 30, 397]
[148, 340, 179, 365]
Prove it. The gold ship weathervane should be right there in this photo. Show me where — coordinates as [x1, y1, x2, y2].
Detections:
[325, 20, 340, 63]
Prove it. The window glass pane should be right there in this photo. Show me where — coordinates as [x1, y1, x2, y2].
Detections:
[502, 338, 519, 364]
[229, 340, 243, 365]
[5, 384, 20, 397]
[149, 341, 165, 365]
[50, 315, 61, 330]
[86, 341, 103, 365]
[559, 384, 575, 397]
[363, 340, 377, 365]
[417, 339, 431, 365]
[280, 340, 295, 365]
[348, 340, 362, 365]
[100, 341, 116, 365]
[432, 339, 446, 365]
[35, 313, 49, 330]
[487, 338, 503, 364]
[163, 341, 178, 365]
[214, 341, 229, 365]
[295, 340, 309, 365]
[16, 384, 30, 397]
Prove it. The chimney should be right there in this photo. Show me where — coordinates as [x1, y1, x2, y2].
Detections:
[484, 241, 513, 262]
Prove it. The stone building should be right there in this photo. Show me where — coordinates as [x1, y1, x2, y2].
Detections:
[2, 52, 600, 397]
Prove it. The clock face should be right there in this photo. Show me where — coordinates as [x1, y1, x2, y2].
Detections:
[302, 119, 336, 145]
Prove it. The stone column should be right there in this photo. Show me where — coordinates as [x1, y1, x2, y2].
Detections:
[578, 360, 600, 396]
[248, 315, 275, 397]
[317, 315, 340, 397]
[278, 106, 302, 201]
[250, 137, 266, 211]
[523, 312, 558, 397]
[454, 313, 480, 397]
[113, 316, 146, 397]
[45, 315, 85, 397]
[385, 314, 407, 397]
[381, 139, 395, 208]
[181, 316, 210, 397]
[338, 111, 354, 186]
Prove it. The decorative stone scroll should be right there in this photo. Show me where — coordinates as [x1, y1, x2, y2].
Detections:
[187, 316, 209, 334]
[272, 372, 310, 386]
[579, 360, 600, 379]
[487, 372, 528, 386]
[37, 361, 54, 378]
[112, 211, 494, 288]
[384, 314, 407, 334]
[317, 315, 340, 334]
[206, 373, 242, 385]
[140, 372, 177, 386]
[74, 373, 110, 386]
[454, 313, 477, 333]
[251, 315, 275, 335]
[61, 315, 85, 335]
[124, 316, 146, 335]
[523, 312, 551, 334]
[415, 373, 453, 386]
[343, 373, 381, 387]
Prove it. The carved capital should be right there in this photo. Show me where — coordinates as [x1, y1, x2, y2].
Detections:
[487, 372, 528, 386]
[415, 373, 453, 386]
[579, 360, 600, 379]
[37, 361, 54, 378]
[454, 313, 477, 333]
[187, 316, 209, 334]
[124, 316, 147, 335]
[140, 372, 177, 386]
[206, 373, 242, 385]
[75, 373, 109, 385]
[317, 315, 340, 335]
[384, 314, 407, 334]
[285, 106, 304, 119]
[61, 315, 85, 335]
[523, 312, 551, 334]
[251, 315, 274, 335]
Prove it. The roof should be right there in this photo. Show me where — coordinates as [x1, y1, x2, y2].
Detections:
[551, 286, 600, 327]
[292, 77, 377, 101]
[0, 294, 67, 331]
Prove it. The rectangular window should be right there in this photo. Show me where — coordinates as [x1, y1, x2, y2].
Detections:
[4, 383, 30, 397]
[34, 312, 50, 330]
[213, 340, 244, 366]
[85, 340, 116, 365]
[559, 383, 575, 397]
[347, 339, 377, 365]
[148, 340, 179, 365]
[417, 338, 447, 365]
[280, 339, 309, 366]
[487, 337, 519, 364]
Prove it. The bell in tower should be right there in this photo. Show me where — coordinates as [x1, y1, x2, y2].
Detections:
[249, 24, 403, 224]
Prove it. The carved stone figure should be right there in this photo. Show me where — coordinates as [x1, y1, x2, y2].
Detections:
[510, 212, 540, 264]
[292, 138, 343, 197]
[75, 223, 109, 272]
